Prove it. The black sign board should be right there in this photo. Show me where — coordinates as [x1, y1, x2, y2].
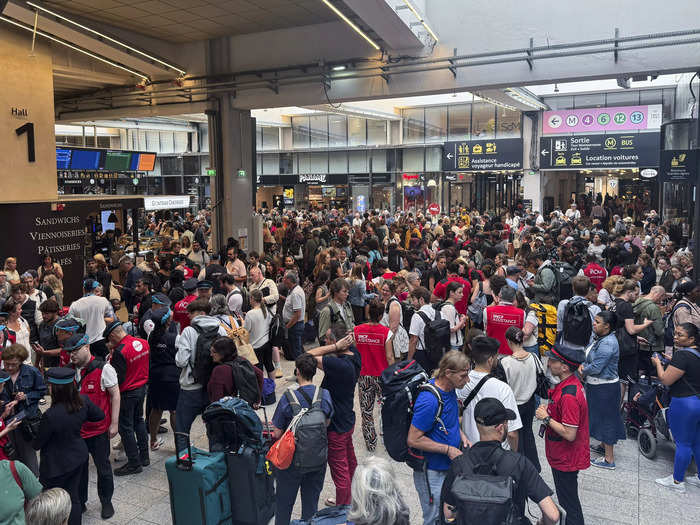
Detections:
[443, 138, 523, 171]
[660, 150, 697, 182]
[539, 133, 660, 169]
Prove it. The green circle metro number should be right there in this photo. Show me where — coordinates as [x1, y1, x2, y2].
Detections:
[597, 113, 611, 126]
[613, 112, 626, 125]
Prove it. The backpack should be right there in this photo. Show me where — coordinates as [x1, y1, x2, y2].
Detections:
[379, 360, 442, 471]
[467, 281, 487, 327]
[537, 264, 560, 304]
[226, 357, 261, 407]
[228, 287, 250, 314]
[203, 395, 263, 452]
[290, 506, 349, 525]
[417, 304, 451, 366]
[285, 386, 328, 472]
[449, 447, 519, 525]
[664, 302, 692, 347]
[553, 262, 576, 300]
[269, 313, 285, 347]
[191, 323, 221, 385]
[530, 303, 557, 356]
[562, 298, 593, 347]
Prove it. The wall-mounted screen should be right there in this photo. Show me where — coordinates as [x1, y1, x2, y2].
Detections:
[56, 147, 157, 172]
[56, 148, 72, 170]
[104, 151, 132, 171]
[70, 149, 102, 170]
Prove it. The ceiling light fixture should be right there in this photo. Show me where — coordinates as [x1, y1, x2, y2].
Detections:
[474, 93, 517, 111]
[321, 0, 380, 50]
[402, 0, 439, 42]
[25, 1, 186, 75]
[332, 65, 347, 71]
[504, 87, 549, 110]
[0, 14, 149, 81]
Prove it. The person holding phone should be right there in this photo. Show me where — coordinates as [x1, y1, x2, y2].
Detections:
[0, 369, 23, 460]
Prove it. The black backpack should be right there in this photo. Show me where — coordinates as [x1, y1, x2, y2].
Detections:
[269, 313, 284, 347]
[228, 287, 250, 314]
[610, 299, 639, 357]
[385, 297, 415, 329]
[562, 298, 593, 347]
[285, 386, 328, 472]
[227, 357, 261, 407]
[380, 360, 443, 471]
[448, 447, 519, 525]
[191, 323, 220, 385]
[417, 304, 452, 366]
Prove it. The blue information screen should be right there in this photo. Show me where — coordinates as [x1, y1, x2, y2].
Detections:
[70, 149, 102, 170]
[56, 148, 72, 169]
[129, 153, 140, 171]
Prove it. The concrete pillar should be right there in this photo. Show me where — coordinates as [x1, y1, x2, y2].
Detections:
[522, 171, 542, 213]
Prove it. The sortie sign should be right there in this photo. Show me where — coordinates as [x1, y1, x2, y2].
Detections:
[539, 133, 660, 169]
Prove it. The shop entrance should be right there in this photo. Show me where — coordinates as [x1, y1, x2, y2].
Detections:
[581, 169, 657, 221]
[470, 172, 522, 215]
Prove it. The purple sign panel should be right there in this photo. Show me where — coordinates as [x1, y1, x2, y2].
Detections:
[542, 105, 662, 135]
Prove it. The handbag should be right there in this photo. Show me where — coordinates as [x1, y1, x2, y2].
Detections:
[20, 414, 42, 442]
[230, 325, 259, 366]
[532, 354, 550, 400]
[266, 427, 295, 470]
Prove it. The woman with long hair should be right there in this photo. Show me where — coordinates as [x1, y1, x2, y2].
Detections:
[651, 323, 700, 492]
[442, 281, 467, 351]
[244, 290, 274, 380]
[37, 255, 64, 294]
[2, 298, 30, 360]
[580, 311, 626, 470]
[501, 326, 540, 472]
[33, 367, 104, 525]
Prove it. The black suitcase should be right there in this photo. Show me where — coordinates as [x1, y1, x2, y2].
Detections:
[227, 443, 275, 525]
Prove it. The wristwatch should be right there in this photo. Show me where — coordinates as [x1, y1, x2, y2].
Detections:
[543, 416, 551, 426]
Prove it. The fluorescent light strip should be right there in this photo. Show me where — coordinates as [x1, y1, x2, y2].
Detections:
[474, 93, 517, 111]
[402, 0, 439, 42]
[505, 88, 548, 110]
[0, 15, 149, 80]
[321, 0, 380, 50]
[26, 1, 186, 75]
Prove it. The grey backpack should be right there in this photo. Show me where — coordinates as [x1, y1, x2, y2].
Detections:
[285, 386, 328, 472]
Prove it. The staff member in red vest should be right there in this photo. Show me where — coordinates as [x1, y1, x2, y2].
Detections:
[580, 254, 608, 292]
[172, 278, 199, 331]
[104, 320, 150, 477]
[484, 285, 525, 355]
[65, 333, 120, 520]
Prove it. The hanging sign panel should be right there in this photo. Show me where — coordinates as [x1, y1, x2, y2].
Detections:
[542, 105, 662, 134]
[443, 138, 523, 171]
[539, 133, 660, 169]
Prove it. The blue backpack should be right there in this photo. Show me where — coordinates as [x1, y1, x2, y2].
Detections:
[202, 396, 262, 452]
[290, 505, 349, 525]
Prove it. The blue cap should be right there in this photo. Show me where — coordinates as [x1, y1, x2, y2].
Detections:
[152, 292, 171, 306]
[45, 367, 76, 385]
[63, 332, 90, 351]
[55, 316, 86, 334]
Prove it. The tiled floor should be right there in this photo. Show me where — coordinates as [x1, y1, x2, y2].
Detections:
[80, 359, 699, 525]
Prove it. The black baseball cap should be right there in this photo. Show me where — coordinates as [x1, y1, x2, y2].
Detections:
[546, 342, 585, 367]
[102, 320, 123, 339]
[474, 398, 517, 426]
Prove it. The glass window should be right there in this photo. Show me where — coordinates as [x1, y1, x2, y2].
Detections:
[448, 104, 470, 141]
[387, 149, 401, 172]
[183, 156, 199, 174]
[349, 150, 367, 172]
[544, 96, 573, 110]
[402, 148, 424, 171]
[256, 126, 262, 151]
[329, 151, 347, 173]
[425, 147, 441, 171]
[160, 157, 182, 175]
[292, 116, 310, 148]
[425, 106, 447, 142]
[262, 127, 279, 150]
[496, 108, 521, 138]
[256, 154, 261, 175]
[310, 152, 328, 172]
[279, 153, 294, 174]
[471, 103, 495, 139]
[639, 89, 662, 106]
[605, 91, 639, 106]
[573, 93, 605, 108]
[348, 117, 366, 147]
[297, 152, 310, 173]
[309, 116, 328, 148]
[328, 115, 347, 147]
[662, 88, 676, 122]
[368, 149, 387, 172]
[262, 153, 279, 175]
[402, 108, 424, 143]
[367, 120, 387, 146]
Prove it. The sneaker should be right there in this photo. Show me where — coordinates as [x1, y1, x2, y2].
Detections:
[113, 463, 142, 476]
[655, 474, 686, 493]
[590, 444, 605, 455]
[151, 437, 165, 451]
[686, 476, 700, 488]
[590, 457, 616, 470]
[101, 501, 115, 519]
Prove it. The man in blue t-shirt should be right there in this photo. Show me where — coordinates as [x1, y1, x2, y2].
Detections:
[271, 353, 333, 525]
[407, 350, 471, 525]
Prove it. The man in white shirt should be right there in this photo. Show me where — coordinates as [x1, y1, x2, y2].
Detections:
[565, 203, 581, 221]
[247, 265, 278, 314]
[457, 335, 522, 450]
[69, 278, 114, 359]
[407, 286, 437, 375]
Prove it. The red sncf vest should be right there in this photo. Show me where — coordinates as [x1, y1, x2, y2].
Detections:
[114, 335, 150, 392]
[76, 358, 111, 439]
[485, 304, 524, 355]
[583, 263, 607, 291]
[173, 294, 197, 331]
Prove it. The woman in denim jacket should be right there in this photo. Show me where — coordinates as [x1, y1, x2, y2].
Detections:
[348, 264, 376, 324]
[579, 310, 626, 471]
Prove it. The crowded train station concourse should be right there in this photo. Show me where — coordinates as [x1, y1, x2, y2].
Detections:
[1, 0, 700, 524]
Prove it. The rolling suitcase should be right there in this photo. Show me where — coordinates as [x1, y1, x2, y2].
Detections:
[166, 432, 232, 525]
[227, 443, 275, 525]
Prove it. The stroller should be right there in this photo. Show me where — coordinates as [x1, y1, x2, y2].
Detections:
[623, 376, 673, 459]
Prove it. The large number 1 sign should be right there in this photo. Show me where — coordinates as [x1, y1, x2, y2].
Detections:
[15, 122, 35, 162]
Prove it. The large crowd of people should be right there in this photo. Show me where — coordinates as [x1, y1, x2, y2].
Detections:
[0, 200, 699, 525]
